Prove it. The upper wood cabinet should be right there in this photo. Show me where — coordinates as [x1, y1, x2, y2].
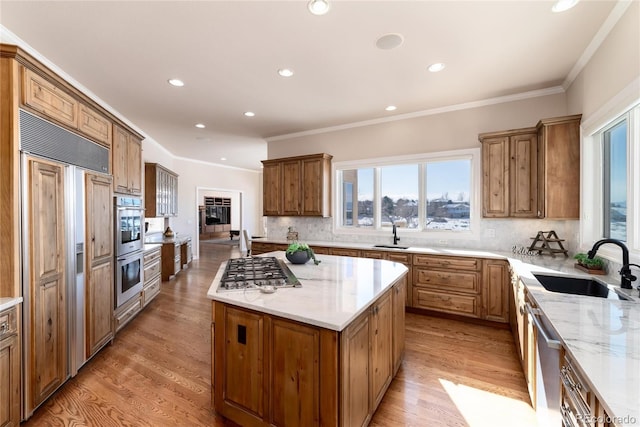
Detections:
[261, 153, 332, 217]
[479, 114, 581, 219]
[537, 115, 582, 219]
[145, 163, 178, 217]
[480, 128, 538, 218]
[113, 125, 142, 195]
[22, 68, 114, 148]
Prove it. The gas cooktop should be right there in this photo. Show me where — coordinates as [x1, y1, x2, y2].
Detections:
[217, 256, 301, 292]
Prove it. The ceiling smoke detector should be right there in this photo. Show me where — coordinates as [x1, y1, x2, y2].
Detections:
[376, 33, 404, 50]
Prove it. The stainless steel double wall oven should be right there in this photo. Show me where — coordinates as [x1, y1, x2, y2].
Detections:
[114, 196, 144, 308]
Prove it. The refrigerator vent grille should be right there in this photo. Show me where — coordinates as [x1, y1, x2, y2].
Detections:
[19, 109, 110, 173]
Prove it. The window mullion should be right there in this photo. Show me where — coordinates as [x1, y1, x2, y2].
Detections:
[418, 163, 426, 231]
[374, 167, 381, 229]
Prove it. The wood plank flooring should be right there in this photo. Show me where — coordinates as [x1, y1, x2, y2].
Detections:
[23, 243, 537, 427]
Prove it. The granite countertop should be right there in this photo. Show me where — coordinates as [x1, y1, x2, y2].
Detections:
[206, 251, 408, 331]
[0, 296, 23, 312]
[248, 238, 640, 425]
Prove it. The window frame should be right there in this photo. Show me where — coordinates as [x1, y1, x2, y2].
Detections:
[333, 148, 481, 241]
[581, 90, 640, 265]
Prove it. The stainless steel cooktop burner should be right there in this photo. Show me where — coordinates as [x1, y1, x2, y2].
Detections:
[218, 256, 301, 292]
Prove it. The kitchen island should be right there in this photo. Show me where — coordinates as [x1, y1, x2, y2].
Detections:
[206, 252, 408, 427]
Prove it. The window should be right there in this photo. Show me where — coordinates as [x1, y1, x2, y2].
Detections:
[602, 119, 627, 241]
[582, 98, 639, 264]
[426, 160, 471, 230]
[335, 149, 479, 237]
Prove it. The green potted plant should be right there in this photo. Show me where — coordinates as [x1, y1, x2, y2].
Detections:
[286, 242, 321, 265]
[574, 253, 606, 274]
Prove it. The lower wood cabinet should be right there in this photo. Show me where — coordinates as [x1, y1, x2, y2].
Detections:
[143, 246, 162, 307]
[161, 242, 181, 281]
[180, 238, 193, 269]
[0, 305, 20, 427]
[212, 279, 404, 427]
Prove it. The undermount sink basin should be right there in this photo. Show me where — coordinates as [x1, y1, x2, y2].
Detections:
[373, 244, 409, 250]
[533, 274, 631, 301]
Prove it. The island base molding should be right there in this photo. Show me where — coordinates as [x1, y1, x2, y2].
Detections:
[211, 276, 406, 427]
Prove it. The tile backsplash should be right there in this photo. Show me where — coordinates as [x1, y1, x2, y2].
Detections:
[266, 217, 580, 254]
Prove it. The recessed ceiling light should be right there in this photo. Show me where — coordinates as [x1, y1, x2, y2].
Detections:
[308, 0, 330, 15]
[220, 157, 227, 161]
[552, 0, 579, 12]
[376, 33, 404, 50]
[428, 63, 446, 73]
[385, 105, 397, 111]
[244, 111, 255, 117]
[195, 123, 205, 129]
[167, 78, 185, 87]
[278, 68, 294, 77]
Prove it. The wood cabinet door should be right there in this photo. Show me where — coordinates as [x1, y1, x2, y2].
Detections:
[370, 291, 392, 409]
[127, 136, 142, 196]
[537, 117, 581, 219]
[301, 157, 323, 216]
[86, 261, 113, 356]
[78, 103, 112, 147]
[85, 172, 114, 357]
[482, 136, 510, 217]
[222, 307, 265, 418]
[392, 277, 406, 374]
[262, 162, 281, 216]
[341, 312, 370, 427]
[482, 259, 509, 323]
[26, 157, 68, 411]
[0, 332, 20, 427]
[22, 68, 78, 128]
[86, 173, 113, 262]
[270, 319, 320, 426]
[281, 160, 301, 215]
[113, 125, 129, 193]
[509, 133, 538, 217]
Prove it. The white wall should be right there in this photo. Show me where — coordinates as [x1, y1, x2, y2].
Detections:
[142, 139, 262, 258]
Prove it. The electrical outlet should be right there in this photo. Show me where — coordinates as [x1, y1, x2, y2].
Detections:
[438, 239, 448, 245]
[485, 228, 495, 238]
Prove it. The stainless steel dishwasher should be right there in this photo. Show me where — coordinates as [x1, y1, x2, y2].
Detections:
[526, 303, 562, 427]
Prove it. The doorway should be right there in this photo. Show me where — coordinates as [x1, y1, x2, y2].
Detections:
[195, 188, 244, 260]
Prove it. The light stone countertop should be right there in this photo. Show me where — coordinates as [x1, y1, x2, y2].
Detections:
[0, 296, 23, 312]
[206, 251, 408, 331]
[247, 239, 640, 425]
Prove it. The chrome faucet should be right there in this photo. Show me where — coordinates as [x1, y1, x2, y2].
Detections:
[588, 239, 636, 289]
[392, 224, 400, 245]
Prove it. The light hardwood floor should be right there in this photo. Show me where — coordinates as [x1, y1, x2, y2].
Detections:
[23, 243, 537, 427]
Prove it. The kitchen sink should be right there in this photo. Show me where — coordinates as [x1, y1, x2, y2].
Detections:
[533, 274, 631, 301]
[373, 244, 409, 250]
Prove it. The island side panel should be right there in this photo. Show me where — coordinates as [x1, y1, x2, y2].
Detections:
[319, 328, 339, 427]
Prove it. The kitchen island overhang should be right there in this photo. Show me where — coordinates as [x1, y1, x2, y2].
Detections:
[207, 252, 408, 427]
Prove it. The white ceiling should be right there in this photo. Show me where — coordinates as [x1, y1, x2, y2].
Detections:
[0, 0, 619, 170]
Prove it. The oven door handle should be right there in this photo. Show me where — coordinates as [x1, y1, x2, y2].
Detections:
[526, 304, 562, 349]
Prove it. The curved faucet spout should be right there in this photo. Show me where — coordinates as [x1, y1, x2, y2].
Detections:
[588, 239, 633, 289]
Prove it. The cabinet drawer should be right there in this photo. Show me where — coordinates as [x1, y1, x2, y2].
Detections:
[329, 248, 360, 257]
[23, 68, 79, 128]
[115, 296, 142, 332]
[413, 269, 480, 293]
[143, 275, 161, 307]
[361, 250, 385, 259]
[413, 254, 480, 270]
[387, 253, 411, 265]
[144, 258, 161, 282]
[413, 288, 480, 318]
[174, 256, 181, 274]
[0, 306, 18, 339]
[144, 247, 161, 264]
